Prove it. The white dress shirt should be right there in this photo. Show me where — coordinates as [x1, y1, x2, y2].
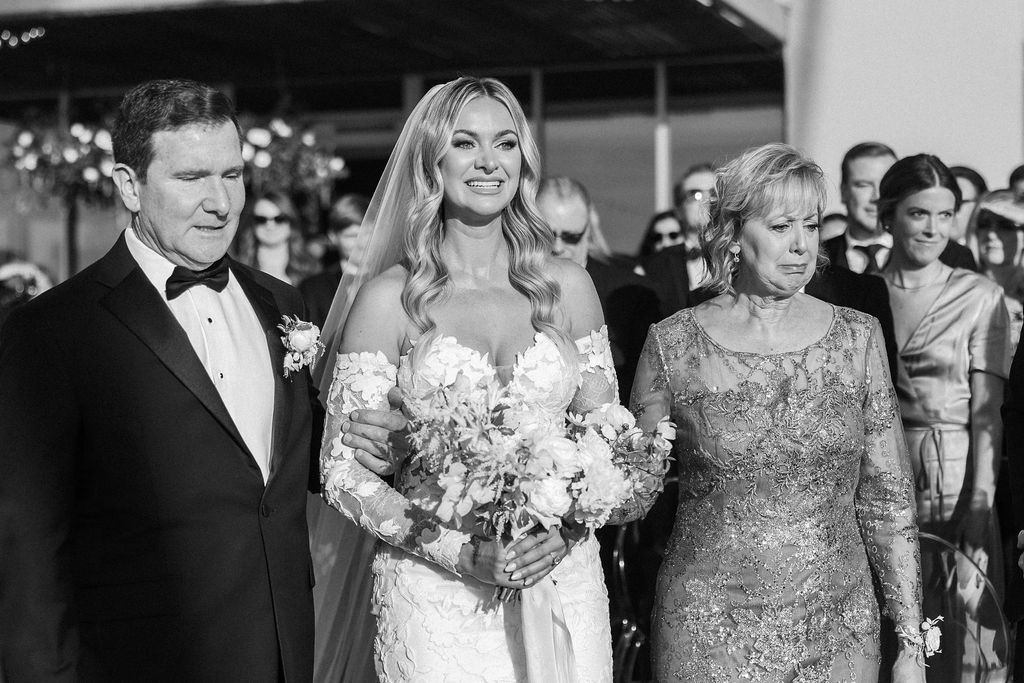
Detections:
[844, 231, 893, 274]
[125, 228, 276, 482]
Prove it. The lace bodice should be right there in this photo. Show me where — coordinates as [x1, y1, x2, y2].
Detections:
[632, 306, 924, 681]
[320, 325, 651, 576]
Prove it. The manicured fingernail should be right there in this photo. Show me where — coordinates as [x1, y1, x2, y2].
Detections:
[506, 551, 517, 560]
[510, 572, 520, 581]
[340, 420, 350, 432]
[506, 562, 517, 572]
[524, 577, 533, 586]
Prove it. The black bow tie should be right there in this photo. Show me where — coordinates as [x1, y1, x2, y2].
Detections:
[165, 258, 230, 300]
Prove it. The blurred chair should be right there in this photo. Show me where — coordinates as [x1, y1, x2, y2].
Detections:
[611, 475, 678, 683]
[918, 532, 1011, 682]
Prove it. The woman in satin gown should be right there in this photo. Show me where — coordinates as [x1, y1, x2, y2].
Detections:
[315, 77, 664, 682]
[878, 155, 1012, 681]
[631, 143, 928, 682]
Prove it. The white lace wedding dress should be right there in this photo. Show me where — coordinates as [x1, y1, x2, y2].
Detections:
[321, 326, 658, 682]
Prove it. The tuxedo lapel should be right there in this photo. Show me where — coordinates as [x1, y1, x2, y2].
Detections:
[97, 242, 252, 458]
[231, 264, 290, 482]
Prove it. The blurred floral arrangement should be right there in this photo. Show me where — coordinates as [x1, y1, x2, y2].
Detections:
[240, 116, 349, 205]
[6, 114, 348, 208]
[7, 122, 117, 206]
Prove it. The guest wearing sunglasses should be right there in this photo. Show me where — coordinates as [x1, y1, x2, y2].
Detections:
[642, 163, 716, 316]
[638, 210, 686, 258]
[232, 190, 317, 285]
[538, 175, 660, 405]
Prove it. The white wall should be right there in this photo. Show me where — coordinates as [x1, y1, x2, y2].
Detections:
[786, 0, 1024, 210]
[544, 104, 784, 256]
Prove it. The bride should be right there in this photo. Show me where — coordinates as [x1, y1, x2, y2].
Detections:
[315, 76, 661, 681]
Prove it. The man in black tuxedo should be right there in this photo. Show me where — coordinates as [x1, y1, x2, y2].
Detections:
[641, 163, 716, 317]
[0, 80, 315, 682]
[824, 141, 976, 273]
[537, 176, 661, 405]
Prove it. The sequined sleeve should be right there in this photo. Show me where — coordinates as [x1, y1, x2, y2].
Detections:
[320, 351, 471, 575]
[601, 323, 672, 526]
[854, 320, 923, 631]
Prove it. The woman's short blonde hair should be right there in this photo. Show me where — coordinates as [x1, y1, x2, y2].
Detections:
[702, 143, 828, 294]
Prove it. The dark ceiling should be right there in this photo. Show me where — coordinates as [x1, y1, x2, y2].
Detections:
[0, 0, 783, 117]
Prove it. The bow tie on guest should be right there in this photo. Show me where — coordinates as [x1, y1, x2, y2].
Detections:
[852, 243, 886, 274]
[165, 257, 230, 300]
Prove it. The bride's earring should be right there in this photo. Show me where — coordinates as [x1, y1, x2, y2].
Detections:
[729, 244, 740, 264]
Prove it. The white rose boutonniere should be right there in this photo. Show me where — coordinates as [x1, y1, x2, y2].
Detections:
[278, 315, 324, 378]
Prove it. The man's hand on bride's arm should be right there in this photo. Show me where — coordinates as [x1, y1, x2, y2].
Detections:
[342, 386, 409, 476]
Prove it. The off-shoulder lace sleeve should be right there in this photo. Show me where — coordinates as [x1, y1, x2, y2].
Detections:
[320, 351, 471, 575]
[570, 325, 619, 414]
[595, 324, 671, 525]
[854, 320, 923, 632]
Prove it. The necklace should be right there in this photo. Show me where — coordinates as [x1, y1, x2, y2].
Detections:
[887, 266, 949, 292]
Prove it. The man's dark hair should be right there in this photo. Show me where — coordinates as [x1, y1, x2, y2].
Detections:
[949, 165, 988, 196]
[1010, 164, 1024, 187]
[840, 141, 897, 186]
[672, 162, 715, 207]
[112, 78, 240, 181]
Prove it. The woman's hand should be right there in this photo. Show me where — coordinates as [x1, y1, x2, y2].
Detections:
[955, 502, 991, 568]
[892, 645, 926, 683]
[457, 526, 576, 588]
[457, 537, 521, 588]
[504, 526, 575, 586]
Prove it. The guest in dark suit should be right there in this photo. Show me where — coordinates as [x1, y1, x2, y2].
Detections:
[643, 242, 691, 318]
[0, 79, 316, 682]
[641, 163, 716, 317]
[805, 265, 898, 375]
[299, 193, 369, 328]
[537, 176, 660, 405]
[823, 231, 976, 273]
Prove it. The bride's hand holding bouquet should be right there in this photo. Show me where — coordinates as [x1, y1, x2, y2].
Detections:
[405, 370, 675, 598]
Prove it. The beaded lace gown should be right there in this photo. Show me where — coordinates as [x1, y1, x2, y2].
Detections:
[631, 306, 924, 682]
[321, 326, 659, 682]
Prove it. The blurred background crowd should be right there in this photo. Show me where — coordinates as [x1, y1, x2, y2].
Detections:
[3, 1, 1024, 681]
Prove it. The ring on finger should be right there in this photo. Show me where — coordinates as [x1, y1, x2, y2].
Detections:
[550, 551, 561, 566]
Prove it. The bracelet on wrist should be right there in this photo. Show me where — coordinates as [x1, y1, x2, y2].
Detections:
[895, 616, 944, 663]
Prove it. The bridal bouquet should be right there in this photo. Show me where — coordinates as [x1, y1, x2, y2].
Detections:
[405, 381, 675, 544]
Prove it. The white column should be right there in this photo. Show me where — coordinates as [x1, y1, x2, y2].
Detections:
[785, 0, 1024, 209]
[530, 68, 546, 162]
[401, 74, 424, 119]
[654, 61, 671, 212]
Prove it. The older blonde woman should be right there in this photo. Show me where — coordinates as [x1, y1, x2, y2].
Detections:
[631, 143, 928, 682]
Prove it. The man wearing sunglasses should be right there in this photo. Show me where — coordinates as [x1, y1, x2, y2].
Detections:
[643, 163, 716, 317]
[537, 176, 660, 406]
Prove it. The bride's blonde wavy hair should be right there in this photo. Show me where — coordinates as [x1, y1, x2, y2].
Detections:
[400, 76, 573, 353]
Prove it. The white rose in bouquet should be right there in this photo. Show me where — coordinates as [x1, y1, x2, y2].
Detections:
[523, 477, 574, 528]
[528, 434, 583, 478]
[574, 455, 631, 528]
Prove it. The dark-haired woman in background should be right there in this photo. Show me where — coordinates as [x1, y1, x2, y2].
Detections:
[879, 154, 1012, 680]
[232, 190, 317, 285]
